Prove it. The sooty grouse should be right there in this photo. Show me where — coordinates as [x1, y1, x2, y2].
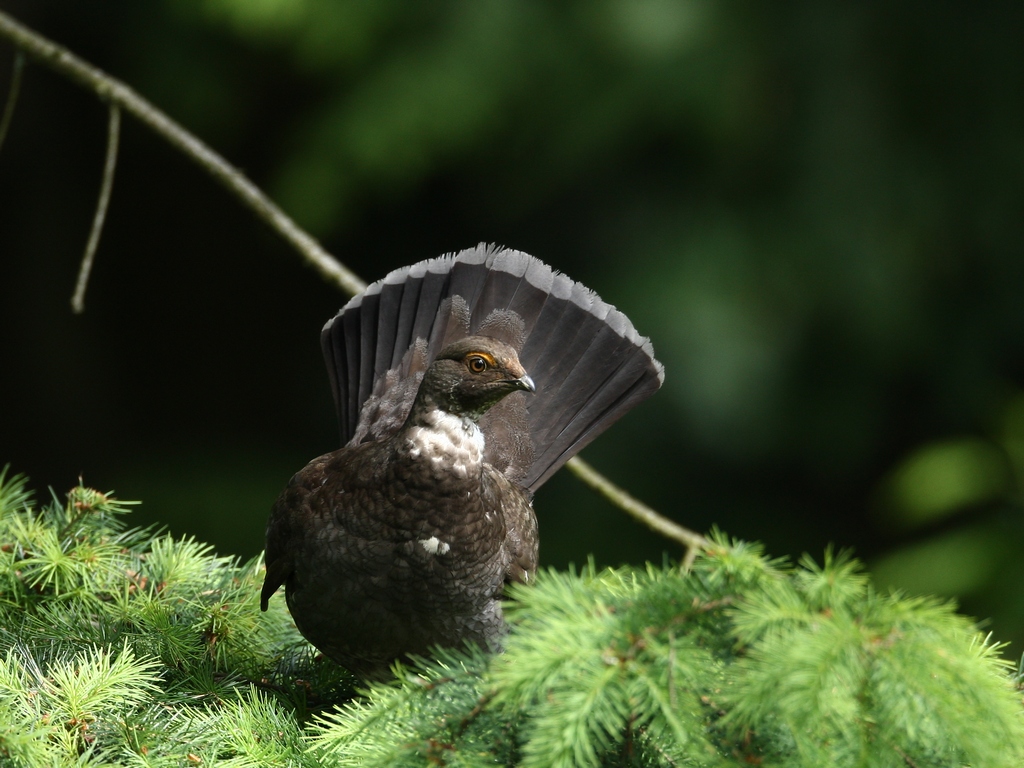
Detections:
[261, 244, 663, 678]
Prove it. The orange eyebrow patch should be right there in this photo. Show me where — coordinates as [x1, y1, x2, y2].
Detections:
[467, 352, 497, 366]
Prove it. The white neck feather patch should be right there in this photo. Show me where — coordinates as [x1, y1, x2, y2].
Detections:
[403, 411, 484, 478]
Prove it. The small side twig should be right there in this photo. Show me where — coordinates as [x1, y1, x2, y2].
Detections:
[454, 689, 497, 740]
[566, 456, 708, 566]
[71, 103, 119, 314]
[0, 50, 24, 154]
[0, 10, 366, 299]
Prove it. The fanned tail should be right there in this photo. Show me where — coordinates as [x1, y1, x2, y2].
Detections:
[320, 244, 664, 492]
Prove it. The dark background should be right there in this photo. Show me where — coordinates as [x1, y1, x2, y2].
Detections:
[3, 2, 1024, 653]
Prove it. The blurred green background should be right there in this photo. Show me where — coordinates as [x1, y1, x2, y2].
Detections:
[3, 2, 1024, 654]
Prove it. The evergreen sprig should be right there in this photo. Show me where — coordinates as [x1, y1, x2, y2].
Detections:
[0, 467, 351, 766]
[1, 466, 1021, 767]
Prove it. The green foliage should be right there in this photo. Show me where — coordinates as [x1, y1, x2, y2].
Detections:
[0, 467, 352, 766]
[1, 469, 1022, 767]
[310, 647, 518, 768]
[726, 550, 1023, 766]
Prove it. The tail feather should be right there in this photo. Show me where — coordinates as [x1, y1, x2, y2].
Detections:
[340, 303, 364, 441]
[521, 314, 653, 488]
[528, 346, 659, 488]
[409, 265, 451, 348]
[388, 268, 428, 371]
[357, 291, 381, 429]
[371, 277, 404, 377]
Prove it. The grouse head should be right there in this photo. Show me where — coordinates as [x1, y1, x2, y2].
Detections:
[414, 336, 536, 422]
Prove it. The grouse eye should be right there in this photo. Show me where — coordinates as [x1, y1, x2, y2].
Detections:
[467, 354, 490, 373]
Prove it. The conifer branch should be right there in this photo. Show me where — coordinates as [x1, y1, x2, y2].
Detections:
[0, 9, 366, 298]
[0, 49, 23, 154]
[0, 473, 1022, 766]
[71, 103, 119, 314]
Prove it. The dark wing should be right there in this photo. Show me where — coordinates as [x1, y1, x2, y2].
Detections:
[482, 465, 538, 586]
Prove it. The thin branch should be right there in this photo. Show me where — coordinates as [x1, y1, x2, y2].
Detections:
[0, 10, 700, 553]
[71, 103, 119, 314]
[0, 9, 366, 298]
[566, 457, 708, 561]
[0, 49, 24, 154]
[681, 543, 700, 572]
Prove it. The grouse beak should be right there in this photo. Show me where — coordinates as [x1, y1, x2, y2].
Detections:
[515, 374, 536, 394]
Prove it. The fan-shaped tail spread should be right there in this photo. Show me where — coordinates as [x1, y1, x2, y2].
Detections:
[321, 243, 664, 492]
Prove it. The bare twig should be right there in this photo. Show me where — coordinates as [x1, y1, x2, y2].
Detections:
[0, 49, 24, 154]
[0, 10, 701, 554]
[566, 457, 708, 563]
[71, 103, 119, 314]
[0, 9, 366, 298]
[681, 541, 701, 572]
